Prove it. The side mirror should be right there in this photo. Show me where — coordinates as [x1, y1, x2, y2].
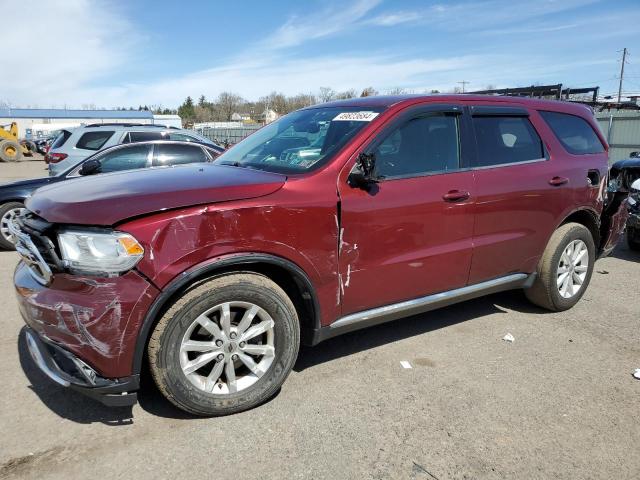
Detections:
[79, 159, 101, 176]
[348, 152, 380, 190]
[631, 178, 640, 192]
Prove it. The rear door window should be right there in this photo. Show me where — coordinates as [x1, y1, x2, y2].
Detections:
[168, 132, 199, 142]
[76, 131, 114, 150]
[539, 111, 605, 154]
[125, 131, 164, 143]
[95, 145, 151, 173]
[472, 116, 544, 167]
[153, 143, 209, 167]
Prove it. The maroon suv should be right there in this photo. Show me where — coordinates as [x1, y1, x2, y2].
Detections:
[12, 95, 628, 415]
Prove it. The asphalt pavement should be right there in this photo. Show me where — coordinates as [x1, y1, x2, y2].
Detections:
[0, 160, 638, 479]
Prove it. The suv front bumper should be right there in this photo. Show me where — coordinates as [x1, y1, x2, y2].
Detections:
[14, 260, 159, 380]
[24, 327, 139, 406]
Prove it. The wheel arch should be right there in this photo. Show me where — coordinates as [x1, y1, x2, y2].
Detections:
[558, 208, 601, 248]
[132, 253, 320, 375]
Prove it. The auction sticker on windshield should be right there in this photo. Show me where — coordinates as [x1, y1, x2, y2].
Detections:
[333, 111, 379, 122]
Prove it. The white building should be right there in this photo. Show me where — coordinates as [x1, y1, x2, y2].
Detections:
[0, 108, 181, 139]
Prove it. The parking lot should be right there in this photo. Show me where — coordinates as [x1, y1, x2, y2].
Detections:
[0, 160, 638, 480]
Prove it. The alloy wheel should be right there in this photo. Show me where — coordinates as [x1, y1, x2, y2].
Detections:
[179, 301, 275, 394]
[0, 207, 25, 244]
[556, 239, 589, 299]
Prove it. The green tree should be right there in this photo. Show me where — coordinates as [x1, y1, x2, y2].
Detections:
[178, 96, 196, 124]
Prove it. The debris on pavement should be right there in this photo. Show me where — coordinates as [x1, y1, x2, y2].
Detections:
[633, 369, 640, 380]
[400, 361, 413, 369]
[596, 270, 610, 274]
[503, 333, 515, 343]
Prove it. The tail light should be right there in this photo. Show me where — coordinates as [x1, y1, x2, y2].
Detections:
[44, 152, 68, 164]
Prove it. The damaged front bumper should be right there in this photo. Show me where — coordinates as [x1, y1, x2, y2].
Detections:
[14, 259, 160, 406]
[24, 327, 139, 406]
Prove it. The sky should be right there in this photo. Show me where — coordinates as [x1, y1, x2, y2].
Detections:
[3, 0, 640, 109]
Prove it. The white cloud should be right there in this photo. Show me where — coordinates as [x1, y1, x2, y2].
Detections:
[0, 0, 139, 107]
[262, 0, 381, 50]
[71, 53, 500, 107]
[364, 11, 422, 26]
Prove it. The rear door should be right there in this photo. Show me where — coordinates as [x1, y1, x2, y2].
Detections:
[467, 105, 569, 284]
[337, 104, 476, 315]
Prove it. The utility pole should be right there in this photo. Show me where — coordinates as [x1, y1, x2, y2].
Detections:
[457, 80, 470, 93]
[617, 47, 628, 104]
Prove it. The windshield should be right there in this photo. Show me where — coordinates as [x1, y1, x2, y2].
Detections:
[213, 106, 384, 173]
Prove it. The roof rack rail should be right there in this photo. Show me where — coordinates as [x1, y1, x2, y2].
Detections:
[83, 123, 168, 128]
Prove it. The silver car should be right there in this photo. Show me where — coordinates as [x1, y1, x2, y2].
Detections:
[46, 123, 222, 175]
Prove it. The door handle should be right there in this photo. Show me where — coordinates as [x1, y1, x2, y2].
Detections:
[549, 176, 569, 186]
[442, 190, 470, 202]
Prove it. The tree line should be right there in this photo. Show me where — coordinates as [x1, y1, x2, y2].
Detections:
[113, 83, 501, 124]
[173, 86, 440, 125]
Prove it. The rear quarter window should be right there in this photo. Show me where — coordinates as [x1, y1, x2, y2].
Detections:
[50, 130, 72, 149]
[76, 131, 114, 151]
[539, 111, 604, 155]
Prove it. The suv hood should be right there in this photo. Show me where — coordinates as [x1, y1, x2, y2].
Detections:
[26, 164, 286, 225]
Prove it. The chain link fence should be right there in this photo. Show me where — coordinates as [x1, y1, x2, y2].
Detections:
[192, 125, 262, 146]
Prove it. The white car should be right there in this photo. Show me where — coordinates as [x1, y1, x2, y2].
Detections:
[45, 123, 223, 175]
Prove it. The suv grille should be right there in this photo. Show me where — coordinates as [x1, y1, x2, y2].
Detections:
[10, 212, 63, 285]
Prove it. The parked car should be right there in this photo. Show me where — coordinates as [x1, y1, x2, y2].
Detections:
[12, 95, 628, 416]
[45, 123, 223, 175]
[0, 140, 221, 249]
[610, 152, 640, 250]
[34, 137, 55, 155]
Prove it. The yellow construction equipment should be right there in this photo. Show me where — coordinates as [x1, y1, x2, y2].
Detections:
[0, 122, 34, 162]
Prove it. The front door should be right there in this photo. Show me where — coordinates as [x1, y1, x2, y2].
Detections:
[337, 105, 476, 316]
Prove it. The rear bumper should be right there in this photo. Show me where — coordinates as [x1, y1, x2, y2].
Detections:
[599, 196, 629, 257]
[24, 327, 139, 406]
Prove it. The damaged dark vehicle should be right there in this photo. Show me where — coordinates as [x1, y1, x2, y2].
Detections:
[610, 153, 640, 250]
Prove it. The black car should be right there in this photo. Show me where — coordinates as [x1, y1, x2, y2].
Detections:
[610, 152, 640, 251]
[0, 140, 223, 249]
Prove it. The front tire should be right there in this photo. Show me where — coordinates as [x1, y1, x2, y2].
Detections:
[0, 202, 25, 250]
[148, 273, 300, 416]
[525, 223, 595, 311]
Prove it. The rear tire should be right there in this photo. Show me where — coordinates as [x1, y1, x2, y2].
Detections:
[0, 201, 25, 250]
[148, 273, 300, 416]
[628, 228, 640, 251]
[525, 222, 595, 311]
[21, 140, 36, 158]
[0, 140, 22, 162]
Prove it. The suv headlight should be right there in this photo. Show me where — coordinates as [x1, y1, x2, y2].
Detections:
[58, 230, 144, 276]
